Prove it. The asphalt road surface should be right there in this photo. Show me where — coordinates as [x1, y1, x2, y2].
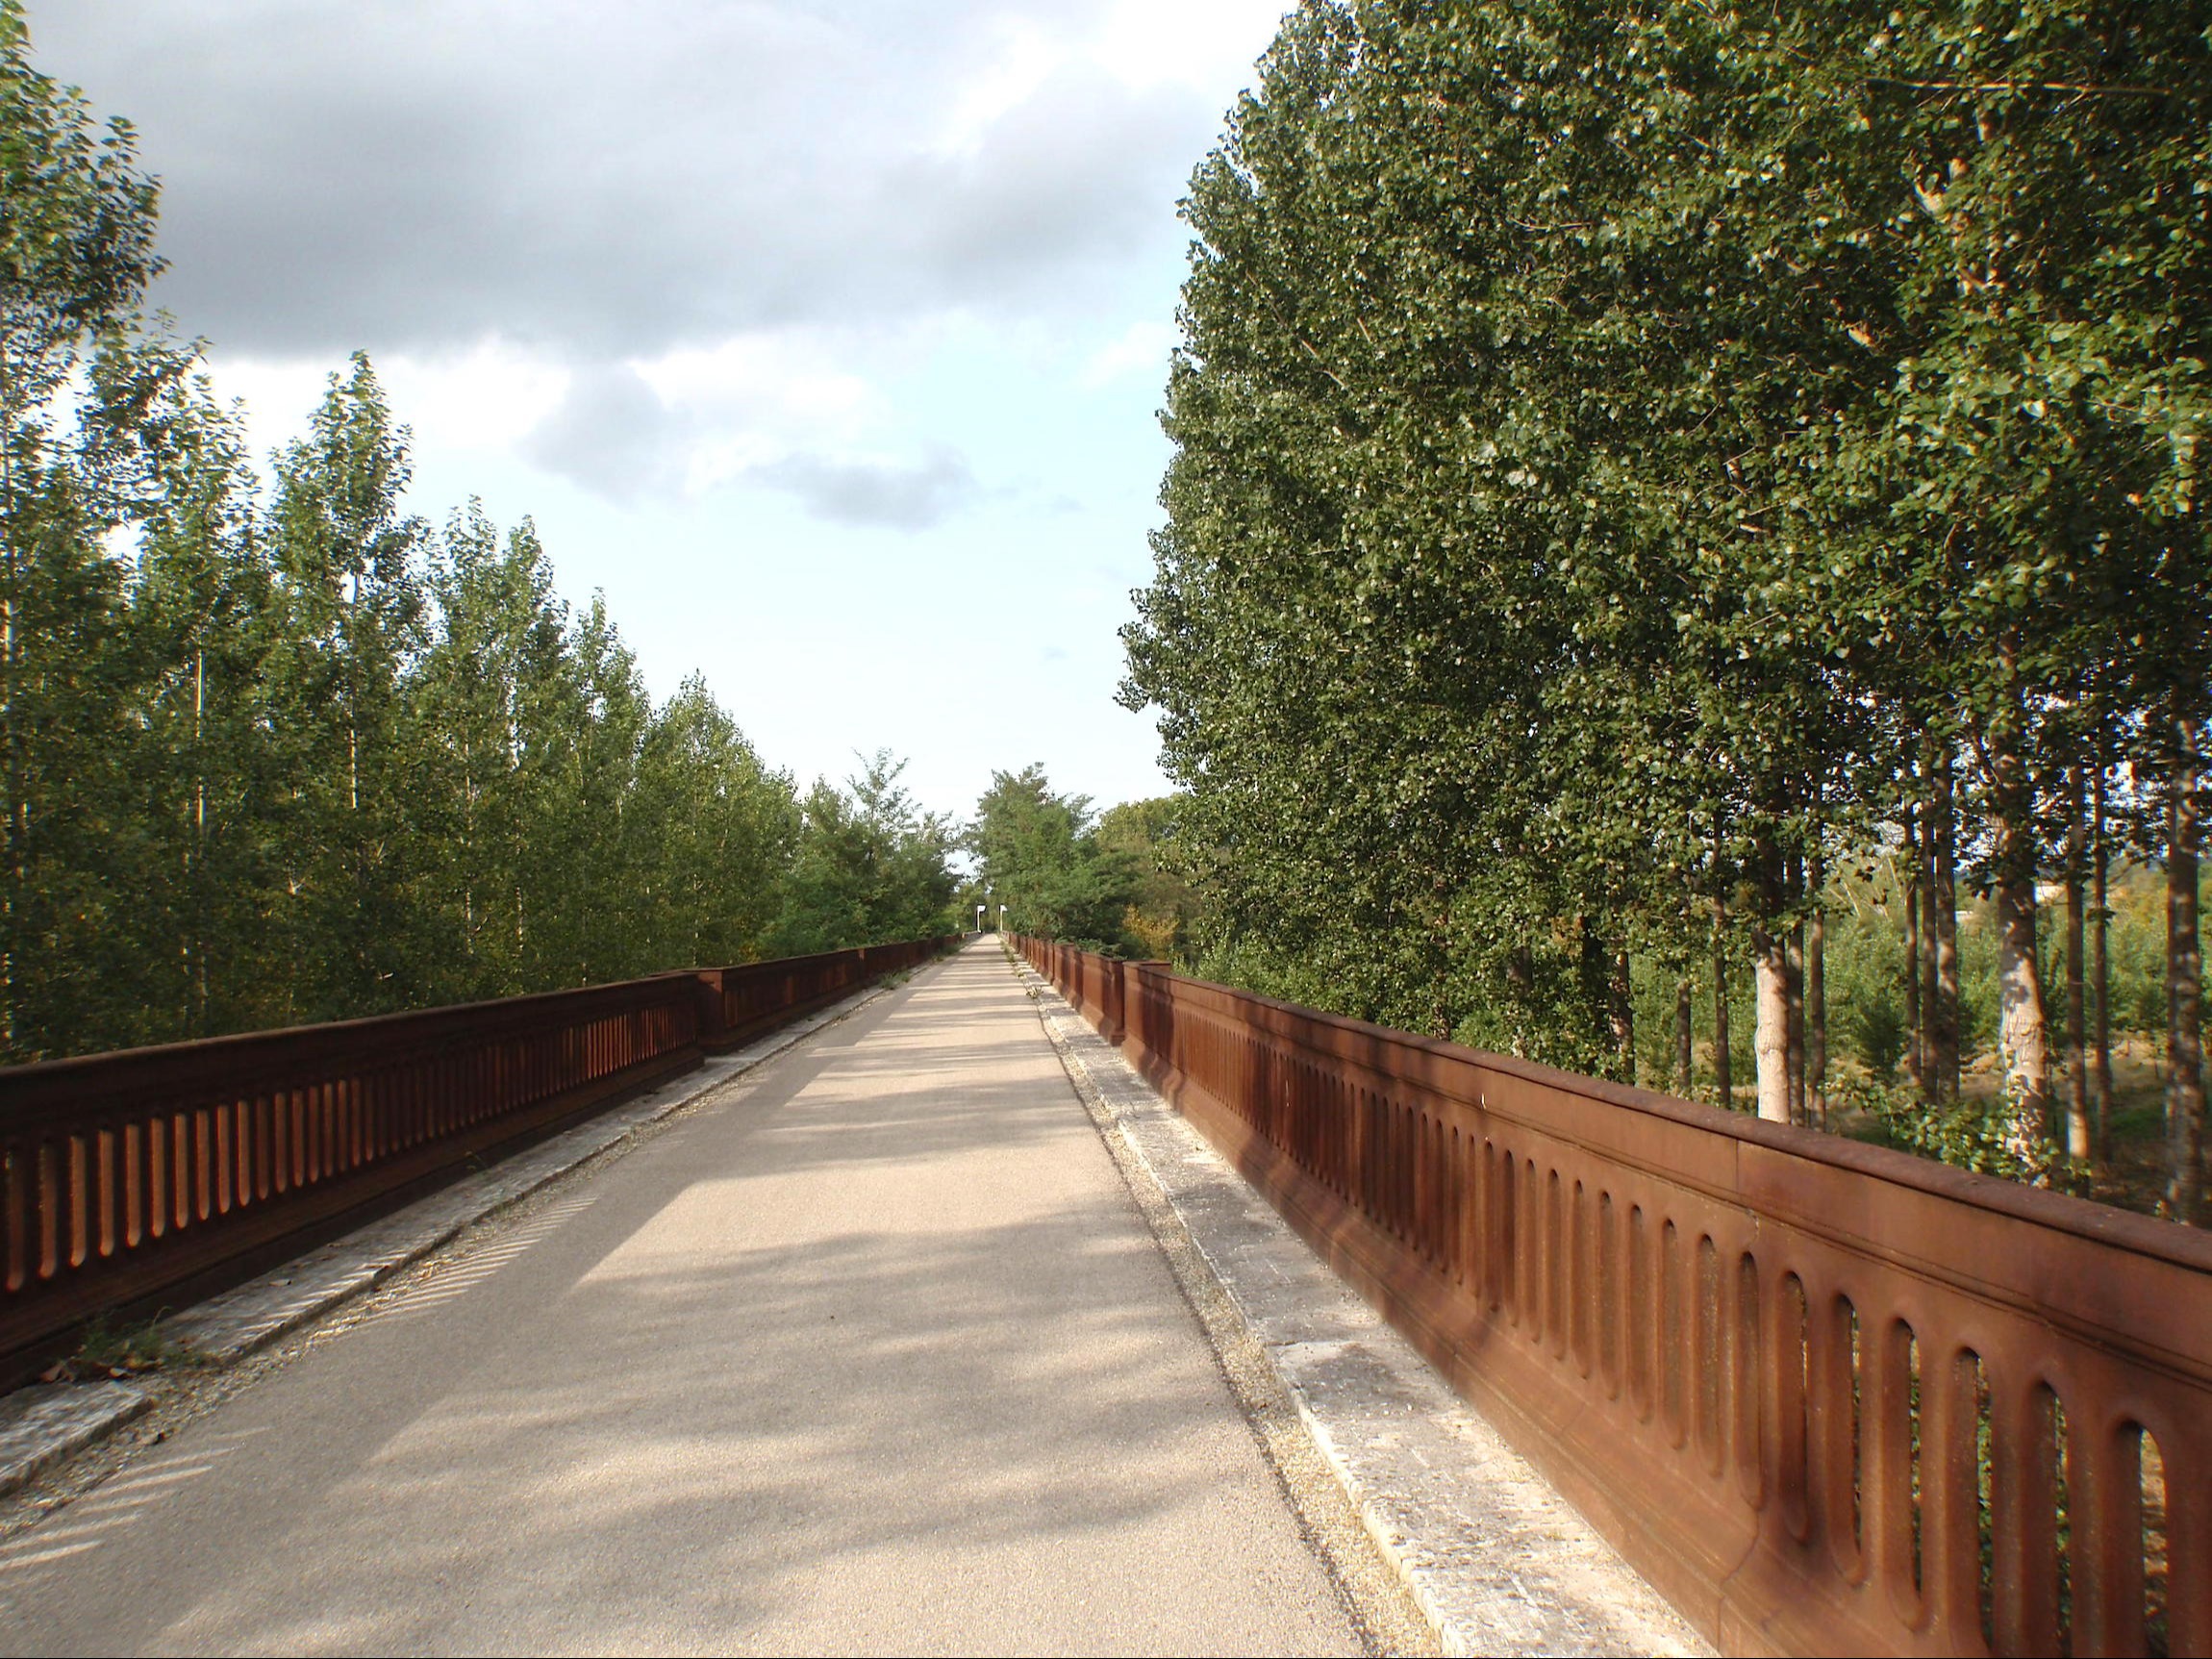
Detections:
[0, 940, 1365, 1656]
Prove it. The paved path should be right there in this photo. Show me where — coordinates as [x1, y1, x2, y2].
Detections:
[0, 942, 1364, 1656]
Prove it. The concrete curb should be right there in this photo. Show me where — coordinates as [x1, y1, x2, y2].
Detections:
[1013, 953, 1710, 1659]
[0, 969, 920, 1499]
[0, 1382, 155, 1498]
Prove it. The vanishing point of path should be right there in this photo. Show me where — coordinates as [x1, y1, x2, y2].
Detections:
[0, 940, 1370, 1655]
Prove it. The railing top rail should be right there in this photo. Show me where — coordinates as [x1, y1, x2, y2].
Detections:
[709, 937, 956, 977]
[0, 970, 699, 1108]
[1119, 952, 2212, 1278]
[712, 949, 864, 976]
[0, 939, 960, 1125]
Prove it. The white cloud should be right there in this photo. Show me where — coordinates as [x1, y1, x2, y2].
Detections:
[632, 330, 892, 497]
[751, 449, 980, 530]
[933, 17, 1063, 157]
[640, 334, 884, 443]
[31, 0, 1290, 509]
[1079, 319, 1179, 390]
[520, 363, 681, 502]
[1091, 0, 1295, 92]
[381, 345, 570, 452]
[30, 0, 1222, 360]
[203, 344, 577, 483]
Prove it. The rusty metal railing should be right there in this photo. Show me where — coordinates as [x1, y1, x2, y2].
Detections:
[0, 937, 960, 1382]
[1017, 937, 2210, 1658]
[706, 940, 947, 1051]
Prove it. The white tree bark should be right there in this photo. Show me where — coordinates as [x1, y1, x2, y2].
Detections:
[1996, 876, 2052, 1163]
[1751, 925, 1791, 1123]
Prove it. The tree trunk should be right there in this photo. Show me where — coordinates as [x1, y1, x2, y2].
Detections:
[1787, 849, 1806, 1127]
[2065, 762, 2091, 1166]
[2093, 762, 2115, 1158]
[1713, 895, 1732, 1110]
[1747, 830, 1793, 1125]
[1610, 944, 1635, 1084]
[1577, 916, 1613, 1074]
[1933, 748, 1962, 1103]
[1674, 973, 1694, 1095]
[1808, 850, 1827, 1129]
[1986, 721, 2053, 1167]
[1905, 803, 1924, 1095]
[1752, 919, 1792, 1123]
[2166, 714, 2204, 1223]
[1, 442, 15, 1057]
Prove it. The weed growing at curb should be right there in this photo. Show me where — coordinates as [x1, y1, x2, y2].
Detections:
[42, 1316, 211, 1383]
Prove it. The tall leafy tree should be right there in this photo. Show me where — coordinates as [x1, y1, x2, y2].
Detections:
[415, 506, 575, 997]
[117, 349, 288, 1040]
[969, 765, 1135, 945]
[265, 354, 434, 1018]
[0, 1, 927, 1065]
[627, 673, 799, 970]
[0, 3, 163, 1058]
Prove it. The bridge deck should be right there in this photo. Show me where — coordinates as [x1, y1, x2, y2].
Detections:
[0, 941, 1365, 1655]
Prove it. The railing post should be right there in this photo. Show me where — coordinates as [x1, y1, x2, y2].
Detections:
[1103, 958, 1126, 1045]
[691, 970, 727, 1047]
[1126, 962, 1168, 1060]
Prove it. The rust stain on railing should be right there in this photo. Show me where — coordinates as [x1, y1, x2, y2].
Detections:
[0, 937, 958, 1383]
[1018, 936, 2210, 1658]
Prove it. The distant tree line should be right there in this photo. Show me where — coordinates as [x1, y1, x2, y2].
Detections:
[1117, 1, 2211, 1217]
[964, 767, 1196, 958]
[0, 8, 955, 1063]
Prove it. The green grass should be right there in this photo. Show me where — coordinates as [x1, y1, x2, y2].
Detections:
[2107, 1102, 2167, 1143]
[43, 1314, 207, 1383]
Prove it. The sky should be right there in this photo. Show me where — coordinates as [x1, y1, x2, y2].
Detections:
[26, 0, 1297, 820]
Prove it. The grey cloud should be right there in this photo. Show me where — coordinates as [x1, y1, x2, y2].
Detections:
[25, 1, 1221, 361]
[754, 450, 979, 531]
[521, 364, 684, 502]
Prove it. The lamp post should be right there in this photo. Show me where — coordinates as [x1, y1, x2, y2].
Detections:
[997, 903, 1007, 933]
[974, 903, 985, 934]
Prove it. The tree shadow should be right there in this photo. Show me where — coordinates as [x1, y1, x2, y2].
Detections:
[0, 949, 1357, 1657]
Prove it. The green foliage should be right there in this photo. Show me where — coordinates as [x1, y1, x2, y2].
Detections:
[0, 330, 830, 1060]
[770, 752, 957, 954]
[968, 766, 1138, 948]
[1095, 796, 1203, 960]
[1850, 991, 1910, 1088]
[265, 355, 437, 1018]
[51, 1313, 206, 1381]
[1124, 0, 2212, 1189]
[0, 4, 170, 1058]
[1857, 1078, 2050, 1183]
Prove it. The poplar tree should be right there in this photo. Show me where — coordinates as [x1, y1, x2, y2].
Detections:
[266, 355, 432, 1018]
[415, 505, 574, 998]
[0, 3, 162, 1058]
[118, 348, 287, 1039]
